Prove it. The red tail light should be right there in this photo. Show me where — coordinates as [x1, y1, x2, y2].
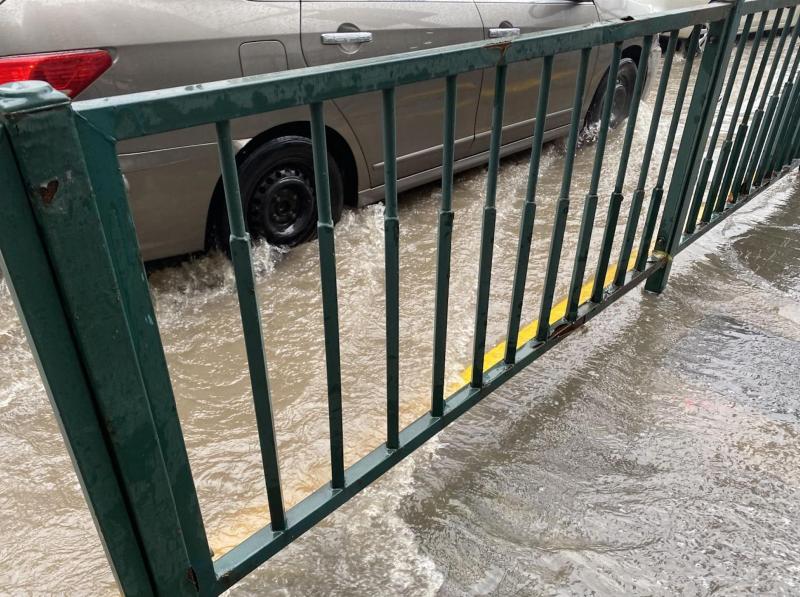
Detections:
[0, 50, 112, 98]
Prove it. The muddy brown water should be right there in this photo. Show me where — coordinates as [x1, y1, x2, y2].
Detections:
[2, 45, 800, 594]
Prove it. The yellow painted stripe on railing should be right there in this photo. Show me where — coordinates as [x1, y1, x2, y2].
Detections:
[454, 250, 639, 388]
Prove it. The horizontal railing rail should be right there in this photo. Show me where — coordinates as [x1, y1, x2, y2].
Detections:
[75, 3, 732, 140]
[2, 0, 800, 593]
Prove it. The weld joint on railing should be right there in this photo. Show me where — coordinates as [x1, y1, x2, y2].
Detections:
[589, 292, 604, 306]
[229, 234, 250, 244]
[651, 250, 672, 264]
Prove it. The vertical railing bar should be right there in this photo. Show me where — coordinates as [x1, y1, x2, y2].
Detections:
[566, 43, 622, 319]
[754, 15, 800, 184]
[773, 68, 800, 169]
[612, 35, 655, 287]
[627, 31, 679, 271]
[430, 75, 457, 416]
[654, 27, 701, 186]
[727, 8, 784, 202]
[214, 120, 287, 530]
[791, 102, 800, 158]
[759, 12, 797, 119]
[635, 26, 701, 272]
[536, 47, 591, 342]
[740, 6, 796, 194]
[770, 58, 800, 171]
[503, 56, 552, 365]
[684, 13, 753, 234]
[645, 0, 746, 294]
[707, 10, 769, 217]
[792, 110, 800, 157]
[309, 102, 345, 489]
[780, 22, 800, 166]
[793, 67, 800, 152]
[381, 88, 400, 449]
[768, 30, 800, 174]
[470, 64, 507, 388]
[775, 21, 800, 165]
[591, 34, 658, 297]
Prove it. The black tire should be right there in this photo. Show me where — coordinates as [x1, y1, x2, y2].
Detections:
[585, 57, 638, 130]
[658, 33, 670, 54]
[228, 135, 344, 247]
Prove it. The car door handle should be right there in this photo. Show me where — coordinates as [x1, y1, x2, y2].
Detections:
[488, 27, 521, 39]
[321, 32, 374, 45]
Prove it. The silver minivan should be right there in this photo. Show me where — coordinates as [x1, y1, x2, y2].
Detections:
[0, 0, 656, 261]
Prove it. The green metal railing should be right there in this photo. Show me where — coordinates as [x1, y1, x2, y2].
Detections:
[2, 0, 800, 593]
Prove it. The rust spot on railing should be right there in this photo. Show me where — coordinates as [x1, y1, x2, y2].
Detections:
[488, 40, 512, 57]
[37, 179, 59, 205]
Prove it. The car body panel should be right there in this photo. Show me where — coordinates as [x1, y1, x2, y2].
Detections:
[1, 0, 659, 261]
[472, 0, 602, 153]
[0, 0, 374, 260]
[240, 41, 289, 77]
[300, 0, 485, 185]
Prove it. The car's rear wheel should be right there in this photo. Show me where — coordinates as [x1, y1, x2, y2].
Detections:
[585, 57, 638, 130]
[233, 135, 344, 247]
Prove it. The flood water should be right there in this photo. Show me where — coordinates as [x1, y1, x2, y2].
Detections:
[2, 43, 800, 595]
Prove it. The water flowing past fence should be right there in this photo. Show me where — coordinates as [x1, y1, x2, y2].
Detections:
[1, 0, 800, 593]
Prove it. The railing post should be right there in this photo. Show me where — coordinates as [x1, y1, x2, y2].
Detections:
[77, 108, 217, 592]
[0, 82, 205, 595]
[644, 0, 742, 293]
[0, 122, 155, 597]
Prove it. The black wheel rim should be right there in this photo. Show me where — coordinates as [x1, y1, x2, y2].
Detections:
[248, 166, 316, 244]
[698, 25, 709, 53]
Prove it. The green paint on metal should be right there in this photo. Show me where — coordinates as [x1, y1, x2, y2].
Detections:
[704, 10, 768, 220]
[382, 87, 401, 448]
[685, 13, 754, 234]
[613, 34, 655, 286]
[310, 102, 345, 489]
[431, 75, 457, 417]
[74, 5, 733, 142]
[536, 47, 590, 342]
[646, 0, 745, 293]
[754, 15, 800, 184]
[632, 30, 679, 272]
[471, 64, 506, 388]
[504, 56, 552, 364]
[567, 43, 622, 316]
[216, 120, 287, 532]
[637, 27, 700, 272]
[741, 7, 796, 194]
[0, 122, 155, 596]
[728, 9, 783, 201]
[1, 83, 198, 595]
[773, 72, 800, 169]
[76, 116, 216, 593]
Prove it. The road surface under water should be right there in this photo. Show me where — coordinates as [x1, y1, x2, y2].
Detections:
[1, 44, 799, 594]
